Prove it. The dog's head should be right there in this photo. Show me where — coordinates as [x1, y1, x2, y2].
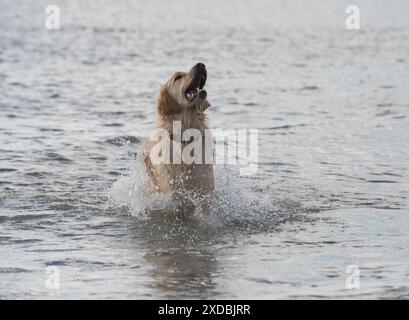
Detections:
[157, 63, 210, 115]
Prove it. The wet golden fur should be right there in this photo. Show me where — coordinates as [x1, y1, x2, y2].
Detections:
[144, 67, 214, 202]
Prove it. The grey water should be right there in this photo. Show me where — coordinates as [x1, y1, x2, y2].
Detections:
[0, 0, 409, 299]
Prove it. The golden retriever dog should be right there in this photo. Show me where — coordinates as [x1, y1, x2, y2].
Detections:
[144, 63, 214, 214]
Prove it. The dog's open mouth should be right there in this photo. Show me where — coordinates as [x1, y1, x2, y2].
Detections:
[185, 69, 207, 101]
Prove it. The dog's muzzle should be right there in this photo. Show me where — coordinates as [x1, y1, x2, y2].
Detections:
[185, 63, 207, 101]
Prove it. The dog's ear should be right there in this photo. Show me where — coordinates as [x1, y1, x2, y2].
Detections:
[157, 86, 181, 116]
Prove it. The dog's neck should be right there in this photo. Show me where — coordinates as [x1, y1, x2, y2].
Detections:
[162, 106, 206, 131]
[181, 106, 204, 130]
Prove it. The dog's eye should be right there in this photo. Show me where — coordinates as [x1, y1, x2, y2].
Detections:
[174, 73, 182, 81]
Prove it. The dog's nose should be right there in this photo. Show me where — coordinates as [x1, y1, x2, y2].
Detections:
[196, 62, 206, 69]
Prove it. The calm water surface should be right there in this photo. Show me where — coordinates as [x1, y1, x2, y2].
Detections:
[0, 0, 408, 299]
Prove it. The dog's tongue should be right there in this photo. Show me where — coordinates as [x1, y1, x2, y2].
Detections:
[186, 91, 195, 100]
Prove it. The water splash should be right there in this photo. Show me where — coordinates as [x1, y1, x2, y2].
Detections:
[107, 156, 307, 233]
[108, 156, 173, 219]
